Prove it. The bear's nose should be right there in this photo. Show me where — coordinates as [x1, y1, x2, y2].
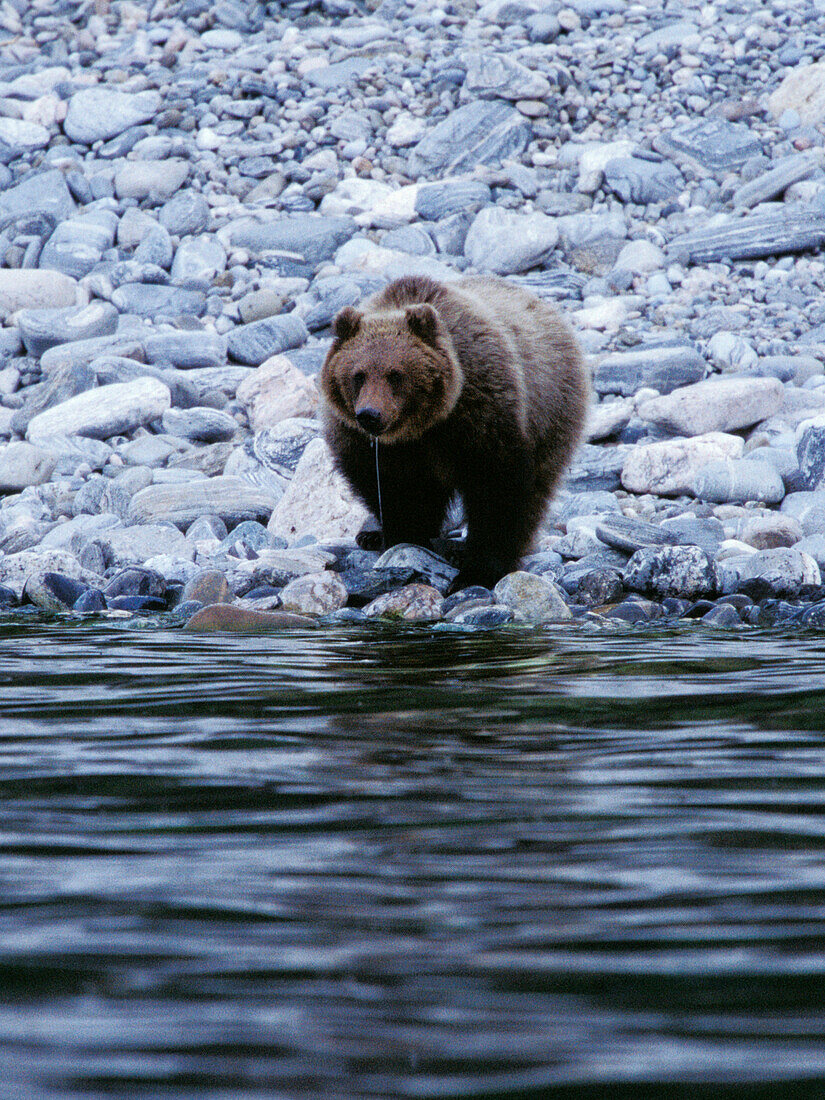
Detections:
[356, 407, 383, 435]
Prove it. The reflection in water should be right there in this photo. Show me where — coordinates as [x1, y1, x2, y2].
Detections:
[1, 620, 825, 1098]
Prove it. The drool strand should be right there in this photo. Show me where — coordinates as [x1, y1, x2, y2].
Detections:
[373, 438, 386, 552]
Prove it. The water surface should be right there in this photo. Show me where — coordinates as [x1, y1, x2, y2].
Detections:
[2, 619, 825, 1099]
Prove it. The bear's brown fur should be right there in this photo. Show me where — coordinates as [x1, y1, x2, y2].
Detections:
[320, 274, 590, 590]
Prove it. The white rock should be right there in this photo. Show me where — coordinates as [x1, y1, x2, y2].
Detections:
[268, 437, 369, 542]
[0, 270, 78, 313]
[621, 432, 745, 496]
[613, 239, 666, 274]
[0, 442, 56, 492]
[578, 140, 636, 192]
[0, 548, 104, 599]
[637, 376, 784, 436]
[279, 571, 348, 615]
[464, 206, 558, 275]
[26, 378, 171, 443]
[319, 178, 394, 218]
[0, 117, 49, 150]
[236, 355, 320, 431]
[706, 330, 759, 371]
[386, 112, 427, 147]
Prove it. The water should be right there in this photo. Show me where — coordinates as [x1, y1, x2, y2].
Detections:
[3, 618, 825, 1099]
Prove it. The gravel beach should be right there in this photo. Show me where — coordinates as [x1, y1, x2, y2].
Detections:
[3, 0, 825, 630]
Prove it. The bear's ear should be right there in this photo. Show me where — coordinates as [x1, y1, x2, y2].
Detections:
[334, 306, 362, 343]
[405, 303, 439, 347]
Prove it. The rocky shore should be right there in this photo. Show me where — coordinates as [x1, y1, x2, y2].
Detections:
[3, 0, 825, 631]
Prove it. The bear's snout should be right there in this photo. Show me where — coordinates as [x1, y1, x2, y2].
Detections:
[355, 407, 384, 436]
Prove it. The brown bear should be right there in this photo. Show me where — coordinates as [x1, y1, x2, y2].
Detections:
[320, 273, 590, 591]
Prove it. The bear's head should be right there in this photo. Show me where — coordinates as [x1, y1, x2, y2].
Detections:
[320, 303, 463, 443]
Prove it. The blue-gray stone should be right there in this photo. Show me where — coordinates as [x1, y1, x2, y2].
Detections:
[604, 156, 684, 204]
[158, 191, 210, 236]
[110, 283, 207, 318]
[64, 88, 161, 145]
[303, 58, 374, 91]
[693, 458, 786, 504]
[134, 222, 174, 269]
[227, 313, 309, 366]
[0, 168, 76, 224]
[18, 302, 119, 358]
[414, 179, 493, 220]
[143, 331, 227, 370]
[161, 407, 238, 443]
[797, 416, 825, 490]
[671, 207, 825, 265]
[227, 214, 357, 265]
[594, 344, 706, 396]
[623, 544, 719, 601]
[410, 100, 531, 177]
[654, 118, 762, 173]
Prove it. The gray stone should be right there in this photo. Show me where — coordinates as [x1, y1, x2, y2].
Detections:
[463, 51, 551, 101]
[0, 168, 75, 224]
[39, 513, 123, 556]
[594, 345, 705, 396]
[737, 547, 821, 598]
[363, 582, 444, 621]
[114, 160, 190, 202]
[227, 215, 357, 264]
[410, 100, 531, 176]
[671, 207, 825, 264]
[781, 491, 825, 536]
[654, 118, 762, 173]
[658, 515, 726, 555]
[227, 314, 309, 367]
[493, 570, 571, 622]
[0, 442, 55, 493]
[603, 156, 684, 205]
[595, 514, 677, 554]
[224, 419, 320, 496]
[18, 302, 119, 358]
[159, 192, 210, 236]
[452, 604, 515, 627]
[26, 378, 171, 443]
[0, 548, 104, 600]
[797, 413, 825, 490]
[565, 444, 630, 493]
[464, 207, 558, 274]
[64, 88, 161, 144]
[40, 210, 118, 279]
[143, 331, 226, 370]
[128, 476, 277, 530]
[693, 458, 786, 504]
[268, 436, 369, 543]
[733, 152, 820, 209]
[40, 334, 146, 374]
[42, 435, 112, 476]
[415, 179, 492, 220]
[637, 377, 784, 436]
[303, 57, 374, 91]
[0, 270, 78, 314]
[701, 603, 742, 628]
[93, 524, 194, 569]
[171, 234, 227, 284]
[279, 571, 348, 616]
[161, 407, 238, 443]
[10, 362, 97, 436]
[374, 544, 458, 593]
[110, 283, 207, 319]
[624, 544, 719, 601]
[622, 432, 745, 496]
[134, 223, 174, 269]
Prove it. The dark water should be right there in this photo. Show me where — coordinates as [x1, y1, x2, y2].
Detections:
[3, 618, 825, 1100]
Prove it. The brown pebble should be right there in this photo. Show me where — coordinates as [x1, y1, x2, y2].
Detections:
[183, 603, 317, 633]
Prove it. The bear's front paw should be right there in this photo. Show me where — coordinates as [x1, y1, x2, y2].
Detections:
[356, 529, 385, 552]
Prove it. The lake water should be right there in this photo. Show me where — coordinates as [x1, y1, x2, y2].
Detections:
[2, 618, 825, 1099]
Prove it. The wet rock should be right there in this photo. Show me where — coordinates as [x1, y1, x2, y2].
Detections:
[26, 379, 171, 444]
[0, 548, 103, 599]
[594, 344, 705, 397]
[269, 437, 369, 543]
[623, 545, 719, 601]
[452, 604, 515, 627]
[183, 604, 317, 633]
[182, 570, 233, 606]
[493, 570, 572, 623]
[103, 568, 166, 600]
[374, 544, 458, 592]
[701, 603, 742, 628]
[279, 571, 348, 616]
[363, 582, 444, 621]
[23, 572, 90, 612]
[621, 432, 744, 496]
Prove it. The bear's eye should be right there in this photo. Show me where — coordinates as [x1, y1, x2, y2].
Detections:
[386, 370, 403, 388]
[351, 370, 366, 392]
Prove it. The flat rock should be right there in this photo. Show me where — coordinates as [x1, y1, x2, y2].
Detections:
[654, 118, 762, 173]
[161, 407, 238, 443]
[227, 214, 357, 264]
[622, 432, 745, 496]
[463, 51, 551, 101]
[769, 60, 825, 125]
[268, 437, 369, 542]
[734, 152, 820, 209]
[637, 376, 784, 436]
[374, 544, 458, 592]
[415, 179, 492, 220]
[26, 378, 171, 443]
[64, 87, 161, 144]
[410, 100, 530, 176]
[128, 476, 278, 529]
[183, 604, 316, 632]
[671, 207, 825, 264]
[143, 331, 226, 370]
[18, 302, 119, 358]
[595, 514, 677, 554]
[603, 156, 684, 205]
[93, 525, 194, 569]
[236, 355, 319, 429]
[493, 570, 572, 622]
[594, 345, 705, 396]
[110, 284, 206, 319]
